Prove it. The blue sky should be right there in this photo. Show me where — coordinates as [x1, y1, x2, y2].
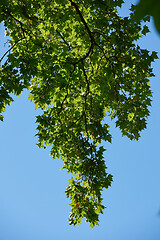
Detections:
[0, 1, 160, 240]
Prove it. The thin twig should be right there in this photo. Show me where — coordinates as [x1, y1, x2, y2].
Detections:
[0, 38, 25, 63]
[56, 30, 72, 51]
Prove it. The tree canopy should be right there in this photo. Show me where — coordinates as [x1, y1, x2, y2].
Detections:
[0, 0, 158, 227]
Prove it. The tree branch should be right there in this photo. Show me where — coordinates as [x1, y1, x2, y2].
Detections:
[69, 0, 95, 43]
[3, 9, 26, 38]
[69, 0, 95, 63]
[0, 38, 25, 64]
[56, 30, 72, 51]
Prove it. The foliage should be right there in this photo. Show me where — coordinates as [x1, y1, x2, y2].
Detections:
[0, 0, 158, 227]
[134, 0, 160, 33]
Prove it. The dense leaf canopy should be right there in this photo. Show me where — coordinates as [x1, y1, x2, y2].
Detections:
[0, 0, 158, 227]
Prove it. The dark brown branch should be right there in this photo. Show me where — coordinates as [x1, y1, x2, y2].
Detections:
[3, 9, 26, 38]
[69, 0, 95, 43]
[77, 43, 94, 64]
[56, 30, 72, 51]
[69, 0, 95, 63]
[69, 111, 85, 128]
[0, 38, 25, 64]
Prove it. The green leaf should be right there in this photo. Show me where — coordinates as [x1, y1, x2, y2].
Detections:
[128, 113, 135, 122]
[142, 25, 150, 35]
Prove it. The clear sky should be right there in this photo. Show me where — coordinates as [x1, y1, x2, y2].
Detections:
[0, 1, 160, 240]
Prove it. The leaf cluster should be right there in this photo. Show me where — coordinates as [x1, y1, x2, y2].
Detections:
[0, 0, 157, 227]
